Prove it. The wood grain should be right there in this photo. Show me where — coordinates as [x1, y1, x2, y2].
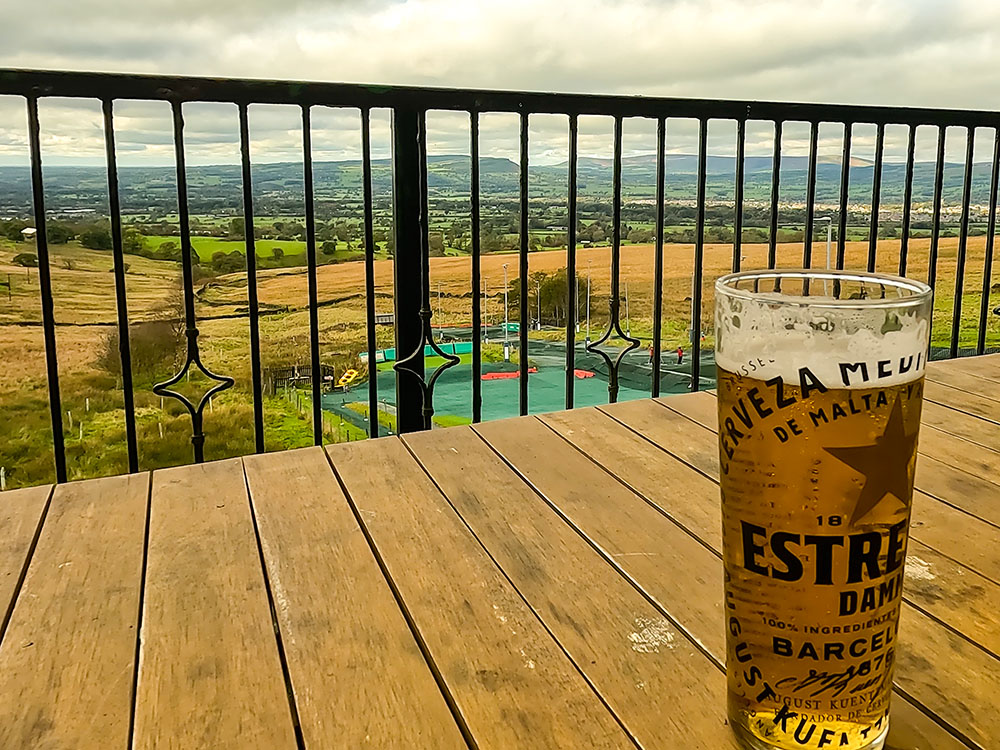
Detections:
[0, 474, 147, 749]
[327, 437, 633, 749]
[929, 353, 1000, 383]
[407, 426, 740, 749]
[133, 459, 297, 750]
[920, 400, 1000, 451]
[493, 411, 969, 750]
[243, 447, 465, 750]
[923, 380, 1000, 423]
[925, 362, 1000, 401]
[0, 484, 51, 634]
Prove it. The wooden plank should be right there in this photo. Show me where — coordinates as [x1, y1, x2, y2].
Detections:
[904, 538, 1000, 657]
[134, 459, 297, 750]
[930, 353, 1000, 382]
[243, 447, 466, 749]
[543, 406, 1000, 749]
[404, 426, 740, 749]
[327, 437, 633, 749]
[926, 362, 1000, 401]
[490, 412, 971, 750]
[914, 454, 1000, 529]
[655, 394, 1000, 583]
[917, 424, 1000, 481]
[920, 400, 1000, 451]
[0, 484, 51, 633]
[0, 474, 147, 749]
[923, 380, 1000, 423]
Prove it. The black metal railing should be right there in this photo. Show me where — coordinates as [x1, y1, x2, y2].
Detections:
[1, 68, 998, 483]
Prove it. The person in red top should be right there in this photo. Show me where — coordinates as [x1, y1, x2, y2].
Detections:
[648, 343, 655, 365]
[676, 346, 684, 365]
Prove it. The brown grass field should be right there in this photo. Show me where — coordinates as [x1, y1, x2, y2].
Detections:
[0, 234, 997, 488]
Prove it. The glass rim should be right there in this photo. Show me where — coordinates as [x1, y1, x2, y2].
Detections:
[715, 268, 933, 310]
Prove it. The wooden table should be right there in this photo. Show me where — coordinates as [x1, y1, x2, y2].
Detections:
[1, 355, 998, 749]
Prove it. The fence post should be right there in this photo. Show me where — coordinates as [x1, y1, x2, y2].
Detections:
[391, 107, 425, 433]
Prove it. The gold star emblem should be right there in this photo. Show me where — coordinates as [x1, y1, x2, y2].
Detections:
[824, 397, 918, 524]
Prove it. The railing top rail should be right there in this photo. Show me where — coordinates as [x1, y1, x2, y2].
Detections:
[3, 68, 1000, 128]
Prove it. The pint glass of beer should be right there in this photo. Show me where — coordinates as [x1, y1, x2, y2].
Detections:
[714, 269, 932, 750]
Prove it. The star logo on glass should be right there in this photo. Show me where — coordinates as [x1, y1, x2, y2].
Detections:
[824, 397, 918, 524]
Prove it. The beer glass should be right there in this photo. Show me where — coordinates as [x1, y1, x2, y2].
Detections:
[714, 269, 932, 750]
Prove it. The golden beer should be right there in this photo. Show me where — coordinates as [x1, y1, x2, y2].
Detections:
[714, 270, 932, 750]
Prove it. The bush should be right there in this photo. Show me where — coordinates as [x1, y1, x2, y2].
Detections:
[211, 250, 245, 274]
[12, 253, 38, 267]
[321, 241, 337, 256]
[97, 288, 185, 380]
[80, 226, 113, 251]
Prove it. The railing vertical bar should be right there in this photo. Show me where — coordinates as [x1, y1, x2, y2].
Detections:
[951, 126, 975, 358]
[238, 103, 265, 453]
[390, 109, 424, 433]
[26, 96, 66, 483]
[608, 114, 624, 404]
[470, 110, 483, 423]
[169, 100, 207, 463]
[691, 118, 708, 392]
[837, 123, 853, 269]
[899, 124, 916, 276]
[301, 106, 322, 444]
[868, 122, 886, 273]
[928, 125, 946, 292]
[767, 120, 782, 268]
[651, 116, 666, 397]
[978, 127, 1000, 355]
[518, 111, 529, 415]
[565, 114, 578, 409]
[803, 119, 819, 269]
[361, 107, 379, 437]
[102, 99, 138, 473]
[732, 117, 746, 273]
[417, 111, 434, 430]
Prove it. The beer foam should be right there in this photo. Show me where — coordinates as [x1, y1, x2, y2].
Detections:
[715, 280, 932, 389]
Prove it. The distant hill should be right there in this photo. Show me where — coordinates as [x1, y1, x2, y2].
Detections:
[0, 153, 989, 216]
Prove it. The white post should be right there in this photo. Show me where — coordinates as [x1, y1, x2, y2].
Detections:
[67, 410, 72, 430]
[1, 466, 6, 491]
[575, 276, 580, 332]
[79, 423, 83, 440]
[158, 422, 164, 439]
[536, 278, 541, 329]
[85, 397, 90, 413]
[503, 263, 510, 361]
[625, 281, 631, 337]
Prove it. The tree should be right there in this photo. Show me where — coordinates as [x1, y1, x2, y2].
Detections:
[428, 233, 446, 257]
[212, 251, 245, 274]
[123, 228, 145, 255]
[271, 246, 284, 260]
[228, 217, 245, 240]
[13, 253, 38, 268]
[80, 226, 112, 251]
[321, 241, 337, 256]
[47, 223, 73, 244]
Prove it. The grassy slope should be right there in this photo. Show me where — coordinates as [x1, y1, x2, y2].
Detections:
[0, 233, 996, 488]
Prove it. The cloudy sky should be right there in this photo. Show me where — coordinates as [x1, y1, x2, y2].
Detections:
[2, 0, 999, 166]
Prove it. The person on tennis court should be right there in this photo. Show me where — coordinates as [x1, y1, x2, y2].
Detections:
[676, 346, 684, 365]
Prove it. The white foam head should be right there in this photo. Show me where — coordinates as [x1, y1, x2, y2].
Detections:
[715, 270, 932, 389]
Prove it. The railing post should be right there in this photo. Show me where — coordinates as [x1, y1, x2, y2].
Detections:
[392, 107, 425, 433]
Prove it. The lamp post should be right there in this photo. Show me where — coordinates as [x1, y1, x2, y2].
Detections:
[503, 263, 510, 362]
[815, 216, 833, 270]
[816, 216, 833, 295]
[536, 278, 541, 330]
